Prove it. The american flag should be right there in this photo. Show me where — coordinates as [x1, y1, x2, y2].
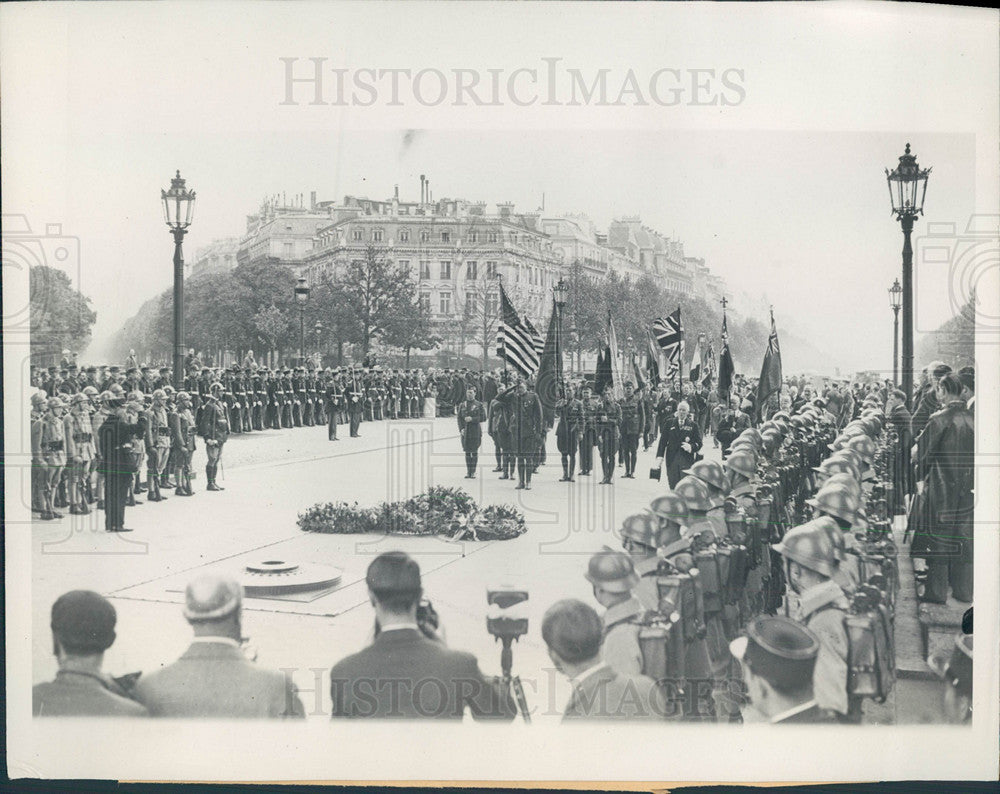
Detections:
[652, 308, 683, 370]
[523, 316, 544, 357]
[496, 282, 540, 377]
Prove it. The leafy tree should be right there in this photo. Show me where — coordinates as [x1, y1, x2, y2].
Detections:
[384, 294, 440, 367]
[339, 243, 420, 355]
[30, 265, 98, 365]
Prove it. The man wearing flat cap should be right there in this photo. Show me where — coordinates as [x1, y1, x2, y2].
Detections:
[34, 590, 147, 717]
[730, 615, 834, 724]
[329, 551, 516, 720]
[133, 573, 304, 718]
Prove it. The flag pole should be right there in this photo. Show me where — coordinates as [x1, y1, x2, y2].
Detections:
[499, 274, 508, 377]
[675, 305, 681, 396]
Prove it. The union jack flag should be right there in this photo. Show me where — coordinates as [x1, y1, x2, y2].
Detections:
[652, 308, 683, 370]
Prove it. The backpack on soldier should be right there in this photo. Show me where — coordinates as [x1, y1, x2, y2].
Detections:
[635, 611, 686, 687]
[843, 586, 895, 703]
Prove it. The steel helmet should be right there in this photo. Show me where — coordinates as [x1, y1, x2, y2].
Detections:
[846, 434, 876, 464]
[772, 417, 791, 436]
[619, 513, 660, 548]
[683, 459, 727, 493]
[790, 415, 810, 431]
[772, 517, 840, 578]
[760, 421, 779, 434]
[724, 449, 757, 479]
[761, 429, 782, 453]
[819, 517, 848, 564]
[163, 385, 176, 396]
[772, 410, 791, 422]
[108, 383, 125, 398]
[649, 492, 688, 527]
[176, 390, 191, 402]
[675, 475, 713, 512]
[70, 392, 89, 406]
[742, 428, 763, 446]
[152, 388, 167, 402]
[584, 549, 639, 593]
[47, 396, 65, 409]
[859, 416, 881, 438]
[807, 481, 860, 524]
[30, 391, 47, 408]
[731, 438, 759, 458]
[813, 456, 859, 481]
[82, 385, 99, 397]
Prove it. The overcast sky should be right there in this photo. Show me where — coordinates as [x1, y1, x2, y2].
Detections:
[3, 2, 996, 374]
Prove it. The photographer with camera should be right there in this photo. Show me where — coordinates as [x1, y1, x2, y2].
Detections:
[329, 552, 516, 720]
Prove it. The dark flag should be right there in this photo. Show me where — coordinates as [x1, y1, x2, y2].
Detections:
[536, 299, 563, 427]
[652, 308, 683, 374]
[496, 280, 540, 377]
[594, 345, 613, 397]
[755, 310, 782, 421]
[718, 313, 734, 400]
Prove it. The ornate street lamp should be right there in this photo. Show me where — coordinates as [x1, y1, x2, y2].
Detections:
[294, 276, 310, 364]
[161, 170, 196, 389]
[888, 278, 902, 386]
[314, 320, 324, 365]
[885, 143, 931, 404]
[553, 278, 568, 380]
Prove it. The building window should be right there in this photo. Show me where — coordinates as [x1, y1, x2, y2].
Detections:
[464, 291, 477, 317]
[487, 232, 498, 243]
[373, 229, 384, 242]
[419, 291, 431, 313]
[441, 231, 450, 243]
[486, 292, 499, 314]
[486, 261, 497, 278]
[466, 261, 477, 280]
[352, 228, 363, 242]
[398, 259, 410, 274]
[399, 228, 410, 242]
[420, 230, 430, 242]
[439, 292, 451, 315]
[468, 231, 478, 244]
[510, 233, 518, 245]
[420, 260, 431, 280]
[440, 261, 451, 280]
[283, 242, 294, 258]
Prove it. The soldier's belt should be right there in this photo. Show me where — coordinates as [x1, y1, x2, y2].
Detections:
[72, 433, 93, 443]
[44, 440, 65, 451]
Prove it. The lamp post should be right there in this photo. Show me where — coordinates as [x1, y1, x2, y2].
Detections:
[314, 320, 323, 367]
[553, 278, 568, 381]
[161, 170, 196, 389]
[888, 278, 902, 386]
[294, 276, 310, 365]
[885, 143, 931, 405]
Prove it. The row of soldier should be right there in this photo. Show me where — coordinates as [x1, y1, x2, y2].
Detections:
[571, 388, 902, 723]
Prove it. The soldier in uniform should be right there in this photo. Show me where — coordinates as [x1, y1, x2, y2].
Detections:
[595, 386, 622, 485]
[169, 391, 196, 496]
[641, 383, 658, 451]
[619, 382, 645, 479]
[488, 393, 511, 478]
[64, 393, 96, 515]
[456, 386, 487, 478]
[507, 380, 543, 490]
[577, 385, 598, 477]
[279, 368, 294, 428]
[729, 616, 834, 724]
[291, 367, 306, 427]
[30, 391, 48, 516]
[345, 369, 364, 438]
[145, 389, 172, 502]
[40, 397, 69, 520]
[199, 383, 230, 491]
[619, 513, 664, 611]
[584, 550, 644, 678]
[555, 384, 583, 482]
[772, 518, 855, 722]
[325, 371, 342, 441]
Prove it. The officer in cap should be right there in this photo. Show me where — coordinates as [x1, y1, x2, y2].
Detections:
[133, 573, 304, 718]
[730, 615, 833, 723]
[773, 518, 853, 720]
[97, 387, 147, 532]
[33, 590, 147, 717]
[585, 549, 645, 677]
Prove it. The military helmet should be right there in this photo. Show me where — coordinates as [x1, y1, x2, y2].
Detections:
[152, 388, 167, 401]
[127, 390, 143, 403]
[176, 390, 191, 402]
[831, 447, 864, 474]
[619, 513, 660, 549]
[684, 459, 727, 492]
[675, 475, 713, 512]
[819, 517, 848, 564]
[825, 472, 863, 499]
[649, 492, 688, 527]
[163, 385, 176, 396]
[772, 517, 840, 578]
[813, 456, 860, 481]
[82, 385, 99, 397]
[741, 428, 763, 446]
[759, 420, 778, 434]
[47, 396, 65, 409]
[807, 481, 860, 524]
[846, 434, 876, 464]
[584, 549, 639, 593]
[790, 415, 810, 431]
[30, 391, 47, 407]
[70, 392, 89, 406]
[725, 449, 757, 479]
[772, 410, 791, 422]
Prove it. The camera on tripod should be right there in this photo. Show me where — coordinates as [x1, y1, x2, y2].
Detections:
[486, 587, 528, 640]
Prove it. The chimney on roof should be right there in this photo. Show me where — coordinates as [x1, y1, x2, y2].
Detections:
[394, 184, 399, 200]
[420, 174, 426, 204]
[311, 191, 317, 210]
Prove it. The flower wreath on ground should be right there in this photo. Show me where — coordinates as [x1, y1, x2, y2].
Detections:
[297, 485, 527, 541]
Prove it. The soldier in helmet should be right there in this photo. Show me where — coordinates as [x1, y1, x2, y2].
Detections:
[806, 480, 863, 594]
[683, 460, 729, 539]
[618, 514, 663, 612]
[618, 382, 645, 479]
[64, 393, 96, 514]
[40, 397, 69, 520]
[169, 391, 197, 496]
[596, 385, 623, 485]
[773, 517, 854, 721]
[198, 382, 230, 491]
[30, 391, 48, 515]
[584, 549, 645, 678]
[144, 389, 171, 502]
[674, 475, 718, 543]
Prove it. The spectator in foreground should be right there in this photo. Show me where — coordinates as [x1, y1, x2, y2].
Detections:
[542, 599, 659, 721]
[133, 573, 304, 718]
[33, 590, 147, 717]
[329, 551, 515, 720]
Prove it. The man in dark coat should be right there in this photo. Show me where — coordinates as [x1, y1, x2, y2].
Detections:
[456, 387, 487, 478]
[502, 380, 543, 490]
[329, 553, 515, 720]
[912, 374, 974, 603]
[656, 399, 703, 488]
[596, 386, 623, 485]
[555, 384, 583, 482]
[97, 391, 147, 532]
[885, 388, 912, 515]
[911, 361, 952, 438]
